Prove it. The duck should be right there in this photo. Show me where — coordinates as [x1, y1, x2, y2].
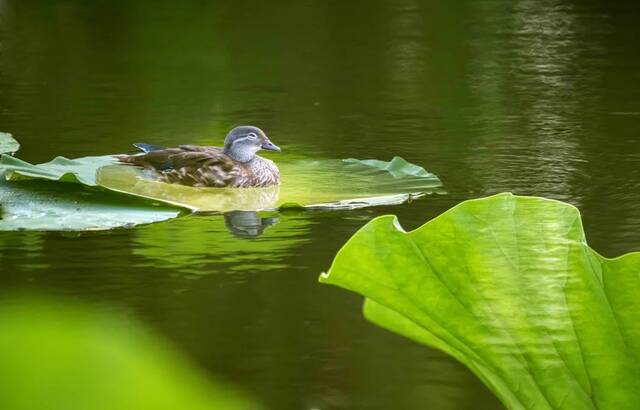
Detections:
[115, 125, 281, 188]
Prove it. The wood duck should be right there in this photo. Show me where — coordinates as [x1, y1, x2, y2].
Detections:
[116, 126, 281, 188]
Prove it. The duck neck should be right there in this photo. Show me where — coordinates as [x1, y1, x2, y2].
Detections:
[225, 146, 258, 163]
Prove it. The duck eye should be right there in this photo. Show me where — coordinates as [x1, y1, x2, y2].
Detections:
[247, 132, 258, 141]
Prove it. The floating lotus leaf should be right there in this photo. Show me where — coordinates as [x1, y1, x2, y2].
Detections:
[343, 156, 435, 178]
[0, 133, 19, 155]
[0, 152, 442, 213]
[96, 157, 441, 212]
[1, 154, 115, 185]
[0, 180, 182, 231]
[321, 193, 640, 410]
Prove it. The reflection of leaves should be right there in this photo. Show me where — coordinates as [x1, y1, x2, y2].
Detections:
[321, 193, 640, 410]
[133, 213, 311, 274]
[0, 295, 260, 410]
[0, 180, 182, 231]
[0, 133, 19, 155]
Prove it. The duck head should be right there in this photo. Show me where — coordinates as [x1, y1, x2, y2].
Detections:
[223, 125, 281, 163]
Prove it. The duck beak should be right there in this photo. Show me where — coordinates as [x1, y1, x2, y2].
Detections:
[261, 140, 281, 152]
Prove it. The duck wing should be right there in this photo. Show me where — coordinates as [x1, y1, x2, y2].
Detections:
[115, 147, 184, 170]
[116, 145, 241, 187]
[162, 148, 240, 187]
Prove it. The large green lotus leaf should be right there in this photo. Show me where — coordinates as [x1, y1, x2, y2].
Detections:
[1, 152, 441, 212]
[320, 193, 640, 410]
[0, 133, 19, 155]
[0, 180, 182, 231]
[0, 295, 259, 410]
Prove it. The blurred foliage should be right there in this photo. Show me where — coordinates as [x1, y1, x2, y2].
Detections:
[0, 295, 260, 410]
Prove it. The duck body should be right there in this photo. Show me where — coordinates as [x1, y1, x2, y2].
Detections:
[115, 126, 281, 188]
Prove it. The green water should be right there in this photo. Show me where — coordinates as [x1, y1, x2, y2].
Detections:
[1, 1, 640, 408]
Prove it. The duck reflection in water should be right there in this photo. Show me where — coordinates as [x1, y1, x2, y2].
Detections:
[223, 211, 279, 238]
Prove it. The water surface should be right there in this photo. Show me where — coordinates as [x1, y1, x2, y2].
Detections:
[1, 1, 640, 409]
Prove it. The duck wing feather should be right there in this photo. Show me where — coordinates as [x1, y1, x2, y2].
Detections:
[116, 146, 242, 187]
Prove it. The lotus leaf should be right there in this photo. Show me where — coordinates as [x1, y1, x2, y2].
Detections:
[321, 193, 640, 410]
[1, 154, 115, 185]
[0, 133, 19, 155]
[0, 152, 442, 212]
[0, 180, 182, 231]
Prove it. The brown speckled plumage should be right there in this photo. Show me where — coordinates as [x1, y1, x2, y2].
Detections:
[115, 126, 281, 188]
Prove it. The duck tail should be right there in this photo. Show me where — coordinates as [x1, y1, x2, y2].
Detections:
[133, 143, 165, 153]
[114, 143, 166, 165]
[113, 154, 138, 165]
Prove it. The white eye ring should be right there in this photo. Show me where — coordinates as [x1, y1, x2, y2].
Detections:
[247, 132, 258, 140]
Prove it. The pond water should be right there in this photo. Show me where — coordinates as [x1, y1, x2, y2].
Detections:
[1, 1, 640, 409]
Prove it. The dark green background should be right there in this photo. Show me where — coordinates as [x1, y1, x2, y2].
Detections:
[1, 1, 639, 408]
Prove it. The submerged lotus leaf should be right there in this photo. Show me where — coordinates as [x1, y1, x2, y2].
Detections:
[0, 133, 19, 155]
[320, 193, 640, 410]
[0, 152, 442, 213]
[0, 180, 182, 231]
[0, 296, 259, 410]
